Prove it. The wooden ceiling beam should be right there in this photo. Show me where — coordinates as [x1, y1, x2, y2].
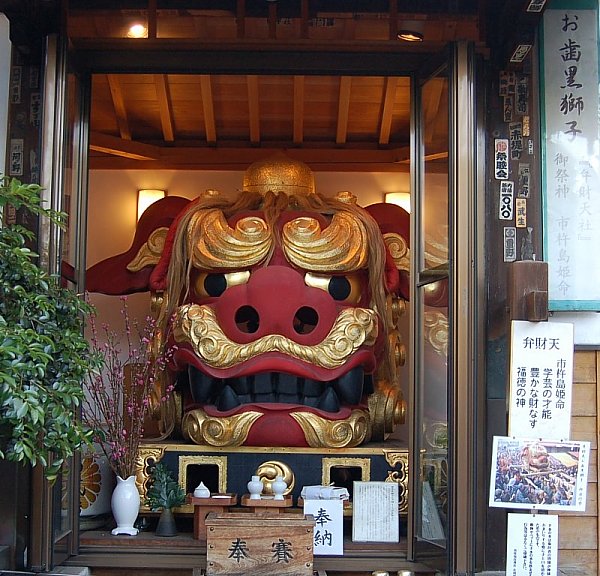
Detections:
[379, 76, 398, 145]
[336, 76, 351, 145]
[107, 74, 131, 141]
[154, 74, 175, 142]
[247, 75, 261, 144]
[200, 75, 217, 144]
[236, 0, 245, 39]
[89, 131, 160, 160]
[293, 75, 305, 145]
[88, 148, 414, 172]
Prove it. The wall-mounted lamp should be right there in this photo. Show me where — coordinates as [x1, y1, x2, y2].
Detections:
[385, 192, 411, 213]
[397, 30, 424, 42]
[127, 23, 148, 38]
[137, 189, 166, 221]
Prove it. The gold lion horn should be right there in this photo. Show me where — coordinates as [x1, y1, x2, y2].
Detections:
[187, 209, 272, 269]
[281, 211, 368, 272]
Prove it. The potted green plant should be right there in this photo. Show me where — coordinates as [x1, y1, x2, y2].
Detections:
[0, 176, 98, 481]
[145, 462, 186, 537]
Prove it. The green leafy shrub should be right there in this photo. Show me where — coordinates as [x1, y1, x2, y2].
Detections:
[0, 176, 99, 481]
[145, 463, 186, 510]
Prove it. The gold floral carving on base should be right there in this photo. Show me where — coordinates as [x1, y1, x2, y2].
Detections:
[290, 409, 371, 448]
[126, 227, 168, 272]
[174, 304, 378, 370]
[182, 408, 262, 447]
[135, 445, 167, 507]
[383, 449, 409, 515]
[80, 456, 102, 510]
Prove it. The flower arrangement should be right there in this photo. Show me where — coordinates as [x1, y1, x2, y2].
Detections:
[83, 297, 173, 480]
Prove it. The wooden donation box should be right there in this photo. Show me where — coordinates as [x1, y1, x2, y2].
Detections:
[205, 512, 315, 576]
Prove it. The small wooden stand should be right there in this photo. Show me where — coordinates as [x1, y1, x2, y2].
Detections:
[190, 494, 238, 541]
[240, 494, 294, 513]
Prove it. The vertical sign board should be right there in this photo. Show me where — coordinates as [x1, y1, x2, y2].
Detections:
[508, 320, 573, 441]
[542, 4, 600, 310]
[506, 513, 558, 576]
[303, 499, 344, 556]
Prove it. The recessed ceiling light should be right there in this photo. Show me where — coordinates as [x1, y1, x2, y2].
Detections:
[397, 30, 424, 42]
[127, 23, 147, 39]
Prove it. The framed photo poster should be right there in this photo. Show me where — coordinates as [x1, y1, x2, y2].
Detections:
[541, 1, 600, 310]
[489, 436, 589, 512]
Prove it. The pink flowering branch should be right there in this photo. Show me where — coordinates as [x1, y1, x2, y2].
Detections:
[83, 296, 174, 479]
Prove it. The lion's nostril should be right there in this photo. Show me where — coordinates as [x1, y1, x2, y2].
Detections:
[293, 306, 318, 335]
[235, 305, 260, 334]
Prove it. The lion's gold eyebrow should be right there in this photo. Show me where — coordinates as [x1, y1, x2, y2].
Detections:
[281, 212, 368, 272]
[187, 209, 272, 269]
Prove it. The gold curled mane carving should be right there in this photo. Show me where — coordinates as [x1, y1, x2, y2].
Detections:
[187, 209, 272, 269]
[383, 232, 410, 273]
[290, 409, 371, 448]
[282, 212, 369, 272]
[424, 311, 449, 357]
[182, 408, 262, 447]
[173, 304, 378, 370]
[126, 227, 169, 272]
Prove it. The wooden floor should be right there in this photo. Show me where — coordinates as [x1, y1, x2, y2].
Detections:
[73, 527, 436, 575]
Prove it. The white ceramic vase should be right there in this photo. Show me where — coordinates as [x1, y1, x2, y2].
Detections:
[272, 475, 287, 500]
[247, 475, 263, 500]
[111, 475, 140, 535]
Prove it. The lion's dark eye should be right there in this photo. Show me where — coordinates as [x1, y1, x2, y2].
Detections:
[328, 276, 351, 301]
[304, 272, 362, 304]
[204, 274, 227, 297]
[194, 271, 250, 299]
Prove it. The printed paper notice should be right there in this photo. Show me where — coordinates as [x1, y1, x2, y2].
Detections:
[352, 482, 399, 543]
[506, 513, 558, 576]
[509, 320, 573, 440]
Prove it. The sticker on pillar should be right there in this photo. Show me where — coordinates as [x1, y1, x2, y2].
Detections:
[503, 227, 517, 262]
[499, 71, 516, 96]
[489, 436, 589, 512]
[499, 180, 514, 220]
[515, 198, 527, 228]
[518, 163, 530, 197]
[494, 139, 509, 179]
[503, 96, 514, 122]
[506, 513, 557, 576]
[516, 75, 529, 115]
[509, 122, 523, 160]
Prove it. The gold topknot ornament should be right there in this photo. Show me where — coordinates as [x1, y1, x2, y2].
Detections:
[243, 152, 315, 196]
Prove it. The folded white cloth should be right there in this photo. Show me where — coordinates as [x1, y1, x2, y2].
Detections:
[300, 485, 349, 500]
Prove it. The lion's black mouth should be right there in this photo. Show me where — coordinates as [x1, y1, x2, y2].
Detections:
[186, 365, 372, 413]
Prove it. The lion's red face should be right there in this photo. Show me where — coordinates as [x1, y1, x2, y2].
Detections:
[165, 207, 386, 447]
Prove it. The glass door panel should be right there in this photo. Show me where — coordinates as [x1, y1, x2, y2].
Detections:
[411, 58, 450, 565]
